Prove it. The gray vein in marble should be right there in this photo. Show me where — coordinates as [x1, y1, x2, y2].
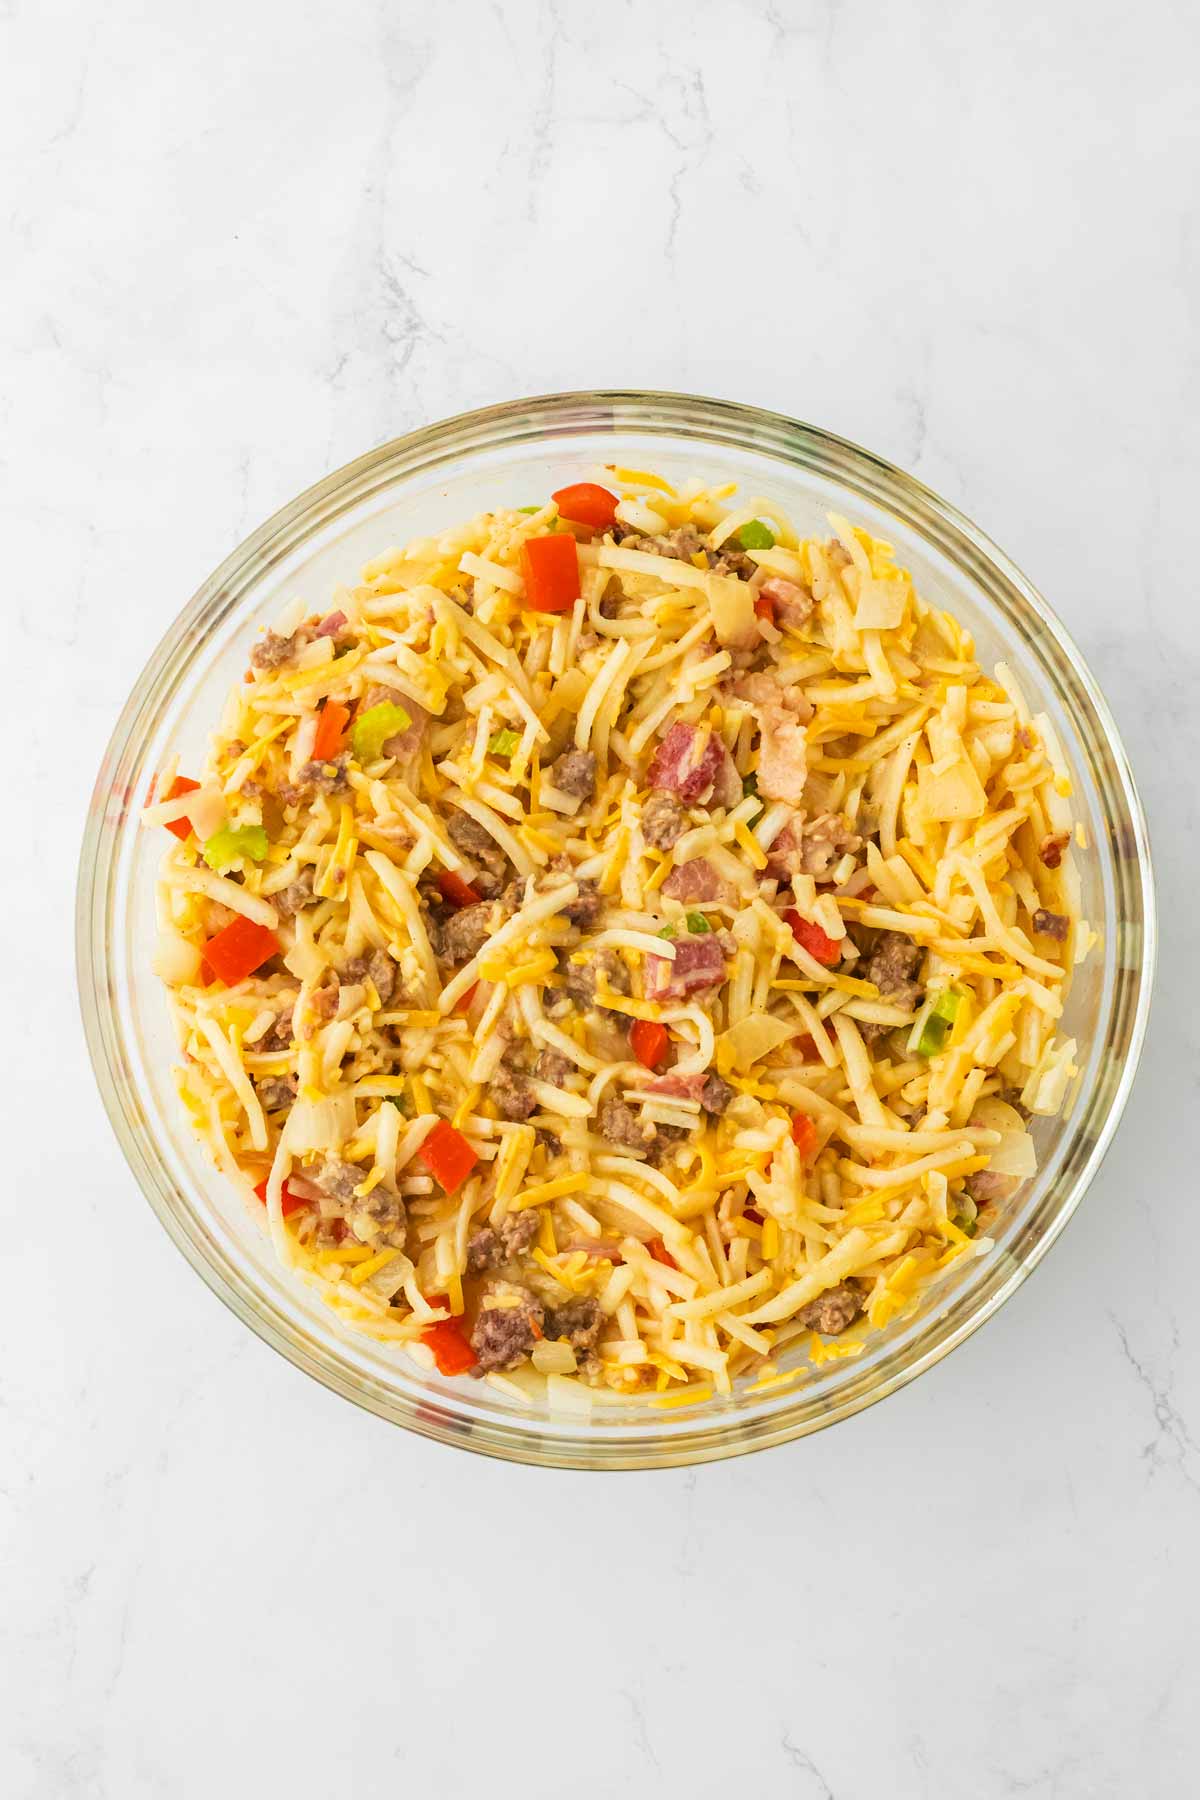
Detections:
[620, 1688, 659, 1771]
[43, 32, 93, 151]
[1111, 1314, 1200, 1499]
[663, 66, 712, 259]
[781, 1735, 836, 1797]
[525, 0, 563, 223]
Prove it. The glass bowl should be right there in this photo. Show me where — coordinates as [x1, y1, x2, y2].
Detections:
[76, 391, 1155, 1469]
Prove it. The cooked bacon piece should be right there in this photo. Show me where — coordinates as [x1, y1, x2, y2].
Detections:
[755, 704, 809, 805]
[732, 671, 814, 724]
[758, 576, 815, 630]
[661, 859, 733, 904]
[645, 933, 726, 999]
[731, 674, 813, 807]
[767, 812, 862, 880]
[1032, 908, 1069, 941]
[647, 723, 741, 807]
[1039, 832, 1070, 869]
[646, 1071, 736, 1114]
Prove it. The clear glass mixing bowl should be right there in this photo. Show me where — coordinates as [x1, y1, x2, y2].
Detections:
[76, 392, 1155, 1468]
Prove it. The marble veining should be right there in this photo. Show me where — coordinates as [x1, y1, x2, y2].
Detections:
[3, 0, 1197, 1794]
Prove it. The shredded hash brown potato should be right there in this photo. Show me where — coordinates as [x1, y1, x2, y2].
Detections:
[147, 467, 1090, 1406]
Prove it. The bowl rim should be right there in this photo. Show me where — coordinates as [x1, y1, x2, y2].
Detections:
[76, 388, 1157, 1469]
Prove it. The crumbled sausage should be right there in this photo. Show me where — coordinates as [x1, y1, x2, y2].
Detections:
[705, 543, 757, 579]
[447, 810, 508, 882]
[561, 947, 631, 1009]
[446, 811, 494, 858]
[315, 1157, 364, 1201]
[250, 629, 300, 671]
[308, 981, 340, 1026]
[533, 1048, 572, 1087]
[440, 902, 493, 963]
[344, 948, 397, 1003]
[470, 1286, 545, 1373]
[793, 1282, 862, 1336]
[699, 1073, 736, 1115]
[612, 521, 706, 561]
[315, 1156, 405, 1242]
[859, 931, 924, 1043]
[641, 791, 689, 850]
[547, 750, 597, 799]
[298, 756, 350, 795]
[647, 1122, 690, 1167]
[255, 1075, 297, 1112]
[1032, 909, 1069, 941]
[262, 998, 298, 1050]
[274, 866, 315, 915]
[543, 1296, 604, 1369]
[598, 1100, 654, 1150]
[489, 1066, 537, 1121]
[496, 878, 528, 916]
[350, 1185, 406, 1236]
[562, 878, 602, 927]
[864, 931, 924, 1004]
[465, 1211, 539, 1276]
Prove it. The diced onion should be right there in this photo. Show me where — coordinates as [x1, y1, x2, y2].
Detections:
[546, 1372, 592, 1414]
[532, 1339, 578, 1375]
[153, 929, 202, 986]
[717, 1013, 794, 1074]
[851, 574, 908, 631]
[363, 1252, 414, 1302]
[708, 575, 756, 648]
[916, 757, 987, 822]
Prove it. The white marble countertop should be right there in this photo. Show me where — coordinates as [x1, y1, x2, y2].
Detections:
[4, 1, 1197, 1794]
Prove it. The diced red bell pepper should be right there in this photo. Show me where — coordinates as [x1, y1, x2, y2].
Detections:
[418, 1119, 478, 1193]
[783, 909, 841, 968]
[421, 1317, 476, 1376]
[203, 914, 281, 985]
[160, 775, 201, 841]
[437, 869, 482, 908]
[630, 1018, 669, 1072]
[790, 1112, 819, 1157]
[521, 533, 580, 612]
[795, 1033, 819, 1061]
[312, 699, 351, 762]
[647, 1237, 677, 1269]
[455, 982, 479, 1015]
[754, 594, 775, 621]
[551, 482, 619, 531]
[253, 1176, 307, 1218]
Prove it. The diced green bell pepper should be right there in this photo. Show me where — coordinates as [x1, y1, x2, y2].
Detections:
[202, 824, 269, 873]
[351, 701, 412, 763]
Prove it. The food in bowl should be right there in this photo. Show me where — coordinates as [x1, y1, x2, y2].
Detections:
[143, 465, 1090, 1406]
